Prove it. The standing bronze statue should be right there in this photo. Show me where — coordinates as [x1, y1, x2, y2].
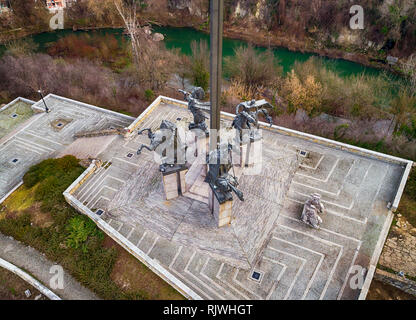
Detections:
[179, 87, 211, 132]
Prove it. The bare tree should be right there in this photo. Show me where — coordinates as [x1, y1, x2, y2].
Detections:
[113, 0, 150, 66]
[113, 0, 176, 91]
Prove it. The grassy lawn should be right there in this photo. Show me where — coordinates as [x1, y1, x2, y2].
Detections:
[0, 156, 184, 300]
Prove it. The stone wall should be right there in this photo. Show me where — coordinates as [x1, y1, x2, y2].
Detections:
[374, 269, 416, 297]
[379, 216, 416, 278]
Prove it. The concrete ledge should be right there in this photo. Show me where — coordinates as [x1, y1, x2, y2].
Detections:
[66, 160, 101, 195]
[125, 96, 163, 136]
[31, 94, 136, 121]
[0, 180, 23, 204]
[0, 97, 35, 113]
[392, 161, 412, 212]
[358, 210, 394, 300]
[0, 257, 61, 300]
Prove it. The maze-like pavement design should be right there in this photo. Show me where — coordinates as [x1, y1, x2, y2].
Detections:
[72, 101, 406, 300]
[0, 95, 133, 201]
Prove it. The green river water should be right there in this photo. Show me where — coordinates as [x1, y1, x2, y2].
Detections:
[0, 26, 384, 78]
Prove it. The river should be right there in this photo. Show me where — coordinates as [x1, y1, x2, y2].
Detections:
[0, 26, 383, 78]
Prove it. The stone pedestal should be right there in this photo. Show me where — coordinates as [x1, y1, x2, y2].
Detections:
[162, 173, 178, 200]
[240, 143, 249, 167]
[161, 165, 188, 200]
[246, 138, 262, 167]
[179, 169, 187, 194]
[209, 188, 233, 227]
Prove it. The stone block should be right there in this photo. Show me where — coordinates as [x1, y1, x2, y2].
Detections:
[179, 169, 187, 193]
[210, 189, 233, 228]
[162, 173, 179, 200]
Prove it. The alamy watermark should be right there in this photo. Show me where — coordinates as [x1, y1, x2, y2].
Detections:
[49, 264, 64, 290]
[349, 265, 367, 290]
[49, 9, 64, 30]
[147, 128, 264, 176]
[350, 5, 364, 30]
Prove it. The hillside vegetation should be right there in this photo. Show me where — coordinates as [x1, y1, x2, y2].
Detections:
[0, 156, 183, 300]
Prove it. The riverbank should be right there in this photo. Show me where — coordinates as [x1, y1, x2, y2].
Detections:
[221, 24, 395, 75]
[0, 22, 400, 77]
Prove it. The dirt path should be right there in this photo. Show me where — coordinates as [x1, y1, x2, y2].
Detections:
[0, 232, 99, 300]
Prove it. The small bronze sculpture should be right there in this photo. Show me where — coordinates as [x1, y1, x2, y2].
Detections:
[205, 143, 244, 203]
[179, 87, 211, 132]
[136, 120, 176, 154]
[232, 99, 273, 140]
[137, 120, 182, 172]
[301, 193, 325, 229]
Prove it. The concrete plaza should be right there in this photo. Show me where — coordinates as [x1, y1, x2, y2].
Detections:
[0, 94, 411, 300]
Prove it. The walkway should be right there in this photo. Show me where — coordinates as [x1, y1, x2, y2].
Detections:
[0, 232, 99, 300]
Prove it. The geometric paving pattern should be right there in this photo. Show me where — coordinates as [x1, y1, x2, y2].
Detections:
[0, 95, 133, 201]
[72, 102, 406, 300]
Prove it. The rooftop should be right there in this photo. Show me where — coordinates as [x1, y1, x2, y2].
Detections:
[0, 94, 133, 202]
[0, 94, 412, 300]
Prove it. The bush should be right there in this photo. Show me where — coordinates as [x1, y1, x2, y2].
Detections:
[0, 53, 149, 116]
[23, 156, 84, 210]
[4, 38, 38, 56]
[0, 157, 122, 299]
[225, 45, 281, 97]
[288, 57, 399, 119]
[66, 215, 104, 252]
[188, 40, 210, 92]
[47, 34, 130, 71]
[144, 89, 154, 102]
[334, 124, 349, 140]
[282, 70, 323, 115]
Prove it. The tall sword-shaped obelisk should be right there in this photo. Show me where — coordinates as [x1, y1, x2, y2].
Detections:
[209, 0, 224, 149]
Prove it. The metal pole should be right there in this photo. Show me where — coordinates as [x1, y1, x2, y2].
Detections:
[37, 90, 49, 113]
[209, 0, 224, 149]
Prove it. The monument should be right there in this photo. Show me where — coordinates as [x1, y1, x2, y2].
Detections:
[301, 193, 325, 229]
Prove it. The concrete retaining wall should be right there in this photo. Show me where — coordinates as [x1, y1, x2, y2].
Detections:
[31, 94, 136, 122]
[358, 210, 394, 300]
[0, 97, 35, 113]
[0, 257, 61, 300]
[374, 269, 416, 297]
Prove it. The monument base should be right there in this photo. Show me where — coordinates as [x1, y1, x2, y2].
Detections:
[161, 164, 187, 200]
[240, 137, 262, 168]
[209, 187, 233, 227]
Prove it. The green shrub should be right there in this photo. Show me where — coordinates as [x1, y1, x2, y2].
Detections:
[23, 156, 84, 209]
[144, 89, 155, 102]
[66, 215, 104, 252]
[189, 40, 210, 92]
[225, 45, 281, 95]
[191, 63, 210, 91]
